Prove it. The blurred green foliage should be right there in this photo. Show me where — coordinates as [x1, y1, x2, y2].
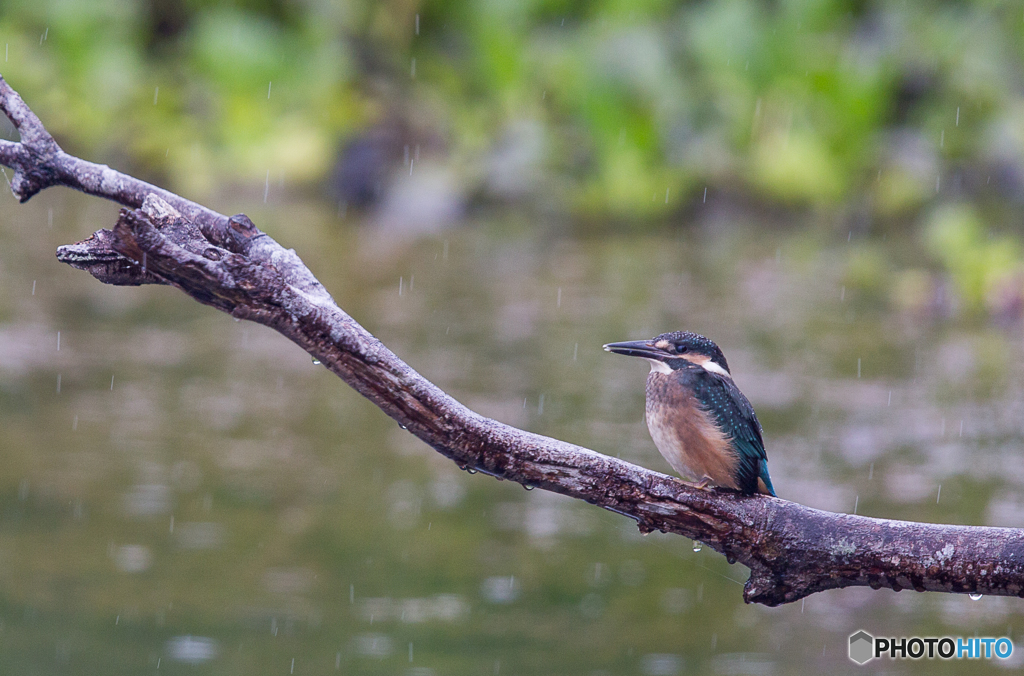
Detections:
[0, 0, 1023, 229]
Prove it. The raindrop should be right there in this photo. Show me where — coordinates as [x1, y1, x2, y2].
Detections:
[56, 330, 60, 351]
[466, 468, 477, 474]
[956, 107, 960, 126]
[702, 187, 707, 203]
[57, 374, 61, 393]
[267, 81, 272, 99]
[726, 553, 736, 564]
[538, 394, 545, 415]
[72, 415, 78, 431]
[110, 375, 115, 391]
[664, 188, 670, 204]
[311, 356, 321, 365]
[936, 485, 942, 504]
[290, 658, 294, 674]
[415, 14, 420, 35]
[264, 170, 270, 202]
[399, 276, 404, 295]
[411, 57, 416, 79]
[523, 484, 535, 491]
[887, 390, 891, 406]
[336, 652, 341, 669]
[556, 288, 562, 307]
[153, 86, 159, 105]
[853, 495, 859, 514]
[959, 420, 963, 437]
[692, 541, 702, 553]
[969, 593, 983, 601]
[31, 280, 35, 295]
[398, 424, 407, 430]
[868, 462, 874, 481]
[857, 358, 861, 378]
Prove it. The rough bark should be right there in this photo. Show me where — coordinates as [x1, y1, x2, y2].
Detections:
[3, 74, 1023, 607]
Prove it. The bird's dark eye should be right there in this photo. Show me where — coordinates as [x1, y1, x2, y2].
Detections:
[675, 345, 688, 354]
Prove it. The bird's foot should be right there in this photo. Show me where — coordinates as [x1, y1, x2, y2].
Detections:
[692, 476, 714, 491]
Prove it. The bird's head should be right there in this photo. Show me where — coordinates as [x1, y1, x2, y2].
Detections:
[603, 331, 731, 377]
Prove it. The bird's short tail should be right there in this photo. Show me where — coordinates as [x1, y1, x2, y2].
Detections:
[757, 460, 777, 497]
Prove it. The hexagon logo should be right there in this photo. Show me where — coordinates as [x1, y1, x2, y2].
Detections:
[849, 630, 875, 665]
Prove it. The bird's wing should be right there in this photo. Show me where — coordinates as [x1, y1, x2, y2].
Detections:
[689, 371, 771, 495]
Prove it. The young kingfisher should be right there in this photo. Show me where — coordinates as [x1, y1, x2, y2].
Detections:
[603, 331, 776, 496]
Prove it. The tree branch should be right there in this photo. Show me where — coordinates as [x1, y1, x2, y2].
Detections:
[4, 74, 1023, 607]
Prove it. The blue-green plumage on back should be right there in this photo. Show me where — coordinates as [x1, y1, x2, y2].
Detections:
[603, 331, 777, 497]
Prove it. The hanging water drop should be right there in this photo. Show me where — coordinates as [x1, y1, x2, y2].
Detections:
[969, 593, 983, 601]
[311, 356, 321, 365]
[523, 484, 535, 491]
[692, 541, 702, 552]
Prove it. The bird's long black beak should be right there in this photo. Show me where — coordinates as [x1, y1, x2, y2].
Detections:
[602, 340, 670, 360]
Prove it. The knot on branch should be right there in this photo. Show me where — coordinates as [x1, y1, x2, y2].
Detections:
[56, 194, 312, 324]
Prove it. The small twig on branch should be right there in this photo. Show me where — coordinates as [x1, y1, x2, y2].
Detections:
[3, 74, 1024, 607]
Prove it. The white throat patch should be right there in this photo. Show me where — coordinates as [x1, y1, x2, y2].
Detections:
[645, 358, 673, 374]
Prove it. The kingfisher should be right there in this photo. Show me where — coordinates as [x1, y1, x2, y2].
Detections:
[603, 331, 776, 496]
